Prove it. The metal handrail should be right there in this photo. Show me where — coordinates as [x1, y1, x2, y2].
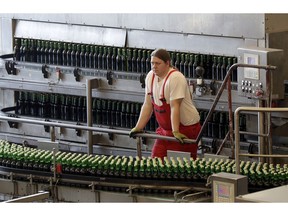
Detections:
[195, 63, 277, 157]
[234, 107, 288, 174]
[0, 115, 196, 149]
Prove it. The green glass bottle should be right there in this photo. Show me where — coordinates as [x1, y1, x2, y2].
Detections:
[211, 56, 217, 80]
[66, 43, 72, 66]
[97, 46, 103, 69]
[40, 40, 46, 64]
[120, 157, 128, 177]
[84, 45, 90, 68]
[89, 45, 94, 68]
[183, 54, 189, 78]
[121, 48, 127, 72]
[62, 42, 68, 66]
[187, 54, 194, 78]
[174, 53, 180, 70]
[75, 44, 81, 67]
[139, 159, 146, 178]
[13, 38, 21, 61]
[79, 44, 86, 68]
[179, 53, 185, 75]
[111, 47, 117, 71]
[102, 46, 107, 70]
[146, 50, 151, 72]
[231, 57, 238, 82]
[108, 158, 116, 176]
[56, 42, 63, 65]
[136, 49, 142, 73]
[133, 159, 139, 178]
[216, 56, 222, 81]
[93, 46, 99, 69]
[141, 50, 147, 73]
[126, 48, 132, 72]
[114, 157, 122, 177]
[193, 54, 199, 78]
[106, 47, 112, 70]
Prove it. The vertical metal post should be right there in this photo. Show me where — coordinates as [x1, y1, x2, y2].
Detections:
[50, 126, 56, 142]
[52, 148, 56, 182]
[234, 109, 240, 175]
[227, 72, 234, 158]
[136, 137, 142, 158]
[86, 79, 93, 155]
[257, 100, 265, 163]
[86, 78, 99, 155]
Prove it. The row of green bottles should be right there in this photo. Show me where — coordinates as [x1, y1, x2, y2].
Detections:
[2, 140, 288, 187]
[15, 91, 158, 131]
[0, 140, 53, 172]
[171, 53, 237, 81]
[14, 38, 238, 81]
[14, 38, 152, 73]
[199, 109, 247, 141]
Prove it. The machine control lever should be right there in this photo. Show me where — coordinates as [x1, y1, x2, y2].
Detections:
[140, 73, 146, 88]
[7, 114, 19, 128]
[5, 61, 17, 75]
[73, 68, 81, 82]
[42, 64, 49, 78]
[106, 71, 113, 85]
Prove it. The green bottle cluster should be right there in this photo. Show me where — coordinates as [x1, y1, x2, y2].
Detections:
[13, 38, 152, 73]
[13, 37, 237, 81]
[0, 140, 53, 172]
[15, 91, 158, 131]
[1, 140, 288, 188]
[199, 109, 247, 141]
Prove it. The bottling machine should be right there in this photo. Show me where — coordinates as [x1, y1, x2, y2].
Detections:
[1, 13, 288, 202]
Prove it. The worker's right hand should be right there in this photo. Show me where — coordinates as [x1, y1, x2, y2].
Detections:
[129, 127, 143, 138]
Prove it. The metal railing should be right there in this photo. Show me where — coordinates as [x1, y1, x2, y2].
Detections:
[234, 106, 288, 174]
[195, 63, 277, 157]
[0, 115, 196, 157]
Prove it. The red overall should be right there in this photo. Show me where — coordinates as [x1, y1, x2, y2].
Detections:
[150, 69, 201, 159]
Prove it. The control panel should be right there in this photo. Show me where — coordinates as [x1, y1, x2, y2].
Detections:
[211, 172, 248, 202]
[237, 47, 284, 99]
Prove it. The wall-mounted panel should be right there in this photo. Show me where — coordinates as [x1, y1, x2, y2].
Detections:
[2, 13, 266, 39]
[127, 29, 246, 56]
[14, 20, 126, 47]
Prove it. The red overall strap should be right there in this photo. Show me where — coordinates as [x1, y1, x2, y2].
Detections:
[150, 69, 177, 100]
[160, 69, 177, 100]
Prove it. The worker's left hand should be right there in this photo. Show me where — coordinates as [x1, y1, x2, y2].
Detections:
[172, 131, 188, 144]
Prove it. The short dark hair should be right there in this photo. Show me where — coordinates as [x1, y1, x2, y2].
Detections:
[151, 48, 171, 63]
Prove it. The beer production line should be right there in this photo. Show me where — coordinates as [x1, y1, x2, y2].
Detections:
[1, 13, 288, 202]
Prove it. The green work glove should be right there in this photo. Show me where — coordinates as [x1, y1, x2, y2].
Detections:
[172, 131, 188, 144]
[129, 127, 143, 138]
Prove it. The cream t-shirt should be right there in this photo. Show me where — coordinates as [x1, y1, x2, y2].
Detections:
[145, 68, 200, 126]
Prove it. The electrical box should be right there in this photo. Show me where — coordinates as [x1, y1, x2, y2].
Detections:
[211, 172, 248, 202]
[237, 47, 284, 99]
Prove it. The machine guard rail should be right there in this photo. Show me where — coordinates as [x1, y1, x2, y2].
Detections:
[234, 107, 288, 174]
[195, 63, 277, 158]
[0, 115, 196, 157]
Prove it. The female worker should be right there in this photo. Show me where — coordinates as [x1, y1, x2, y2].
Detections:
[129, 48, 201, 159]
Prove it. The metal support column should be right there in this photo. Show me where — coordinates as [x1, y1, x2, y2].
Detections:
[86, 78, 100, 155]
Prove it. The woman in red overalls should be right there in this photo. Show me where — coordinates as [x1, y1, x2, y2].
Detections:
[129, 48, 201, 159]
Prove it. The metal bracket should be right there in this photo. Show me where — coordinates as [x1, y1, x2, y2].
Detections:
[106, 71, 113, 85]
[210, 80, 217, 95]
[75, 122, 82, 136]
[73, 68, 81, 82]
[5, 61, 17, 75]
[42, 64, 49, 78]
[44, 119, 50, 132]
[108, 127, 114, 141]
[140, 73, 146, 88]
[7, 114, 19, 128]
[141, 137, 147, 145]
